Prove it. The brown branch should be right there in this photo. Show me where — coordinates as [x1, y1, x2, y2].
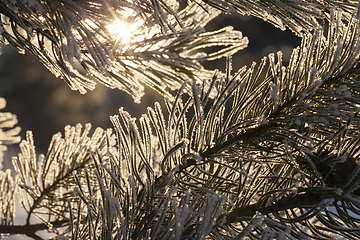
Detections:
[26, 154, 91, 225]
[0, 219, 68, 240]
[223, 192, 337, 224]
[200, 122, 280, 158]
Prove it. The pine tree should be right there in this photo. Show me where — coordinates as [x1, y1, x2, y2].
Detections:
[0, 0, 360, 239]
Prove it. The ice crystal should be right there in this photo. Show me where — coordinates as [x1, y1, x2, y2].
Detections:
[0, 97, 20, 169]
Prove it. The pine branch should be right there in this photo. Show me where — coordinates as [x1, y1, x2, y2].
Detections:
[9, 124, 111, 237]
[82, 7, 360, 238]
[199, 0, 359, 36]
[201, 63, 360, 159]
[0, 219, 68, 240]
[224, 152, 360, 225]
[0, 0, 248, 102]
[1, 1, 360, 239]
[223, 190, 342, 224]
[25, 153, 91, 226]
[201, 122, 280, 158]
[0, 97, 20, 226]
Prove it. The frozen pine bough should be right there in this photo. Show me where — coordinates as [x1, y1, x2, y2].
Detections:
[0, 0, 247, 102]
[0, 0, 360, 239]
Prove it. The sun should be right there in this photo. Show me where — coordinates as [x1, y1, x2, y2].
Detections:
[103, 8, 161, 48]
[106, 20, 132, 43]
[105, 7, 147, 44]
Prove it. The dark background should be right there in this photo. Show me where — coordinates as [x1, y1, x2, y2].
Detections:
[0, 11, 300, 168]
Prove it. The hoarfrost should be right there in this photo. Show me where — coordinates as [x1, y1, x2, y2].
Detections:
[0, 97, 20, 169]
[269, 82, 279, 111]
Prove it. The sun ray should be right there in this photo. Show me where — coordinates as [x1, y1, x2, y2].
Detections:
[106, 20, 132, 43]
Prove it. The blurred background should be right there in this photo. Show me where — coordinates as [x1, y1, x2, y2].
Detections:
[0, 11, 300, 166]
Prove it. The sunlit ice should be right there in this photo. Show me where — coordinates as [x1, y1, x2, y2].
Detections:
[105, 7, 149, 44]
[106, 20, 132, 43]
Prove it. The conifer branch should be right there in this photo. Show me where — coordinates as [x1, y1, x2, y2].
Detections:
[201, 63, 360, 159]
[25, 153, 91, 226]
[0, 219, 68, 240]
[200, 122, 280, 158]
[1, 0, 360, 239]
[199, 0, 359, 36]
[0, 0, 248, 102]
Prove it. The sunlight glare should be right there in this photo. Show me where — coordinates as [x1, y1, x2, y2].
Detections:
[104, 7, 161, 49]
[106, 20, 132, 43]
